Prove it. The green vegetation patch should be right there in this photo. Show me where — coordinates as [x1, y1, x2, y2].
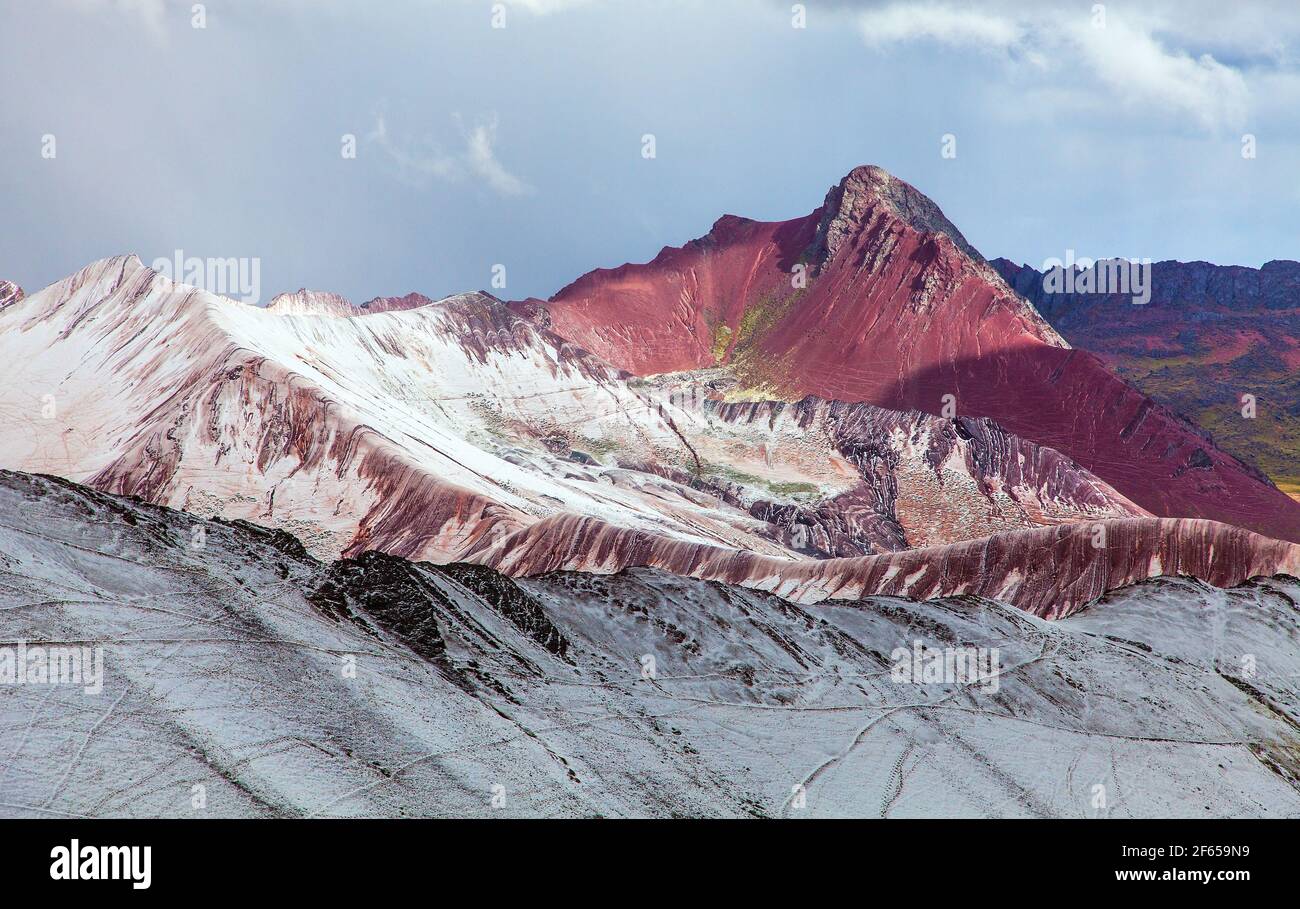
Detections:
[696, 461, 822, 501]
[711, 324, 734, 362]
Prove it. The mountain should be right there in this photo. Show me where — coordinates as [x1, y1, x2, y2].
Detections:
[517, 165, 1300, 544]
[0, 255, 732, 561]
[266, 288, 358, 316]
[994, 256, 1300, 499]
[4, 253, 1233, 617]
[266, 288, 435, 317]
[4, 467, 1300, 817]
[359, 291, 436, 313]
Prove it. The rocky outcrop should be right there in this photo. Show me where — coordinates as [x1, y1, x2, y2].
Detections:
[0, 279, 22, 310]
[670, 393, 1147, 555]
[810, 164, 988, 268]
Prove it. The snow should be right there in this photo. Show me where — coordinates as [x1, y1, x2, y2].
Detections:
[2, 469, 1299, 818]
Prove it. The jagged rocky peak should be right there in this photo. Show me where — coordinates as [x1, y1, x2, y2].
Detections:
[810, 164, 984, 267]
[0, 279, 23, 310]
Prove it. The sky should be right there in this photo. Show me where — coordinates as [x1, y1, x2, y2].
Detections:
[2, 0, 1300, 304]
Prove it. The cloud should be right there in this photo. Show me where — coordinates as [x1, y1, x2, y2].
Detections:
[854, 1, 1253, 132]
[859, 4, 1022, 53]
[464, 117, 531, 196]
[1067, 17, 1248, 132]
[367, 114, 459, 182]
[367, 113, 532, 197]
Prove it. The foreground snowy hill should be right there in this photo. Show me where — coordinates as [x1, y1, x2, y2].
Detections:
[2, 469, 1298, 818]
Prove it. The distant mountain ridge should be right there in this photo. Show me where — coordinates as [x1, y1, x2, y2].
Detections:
[994, 256, 1300, 497]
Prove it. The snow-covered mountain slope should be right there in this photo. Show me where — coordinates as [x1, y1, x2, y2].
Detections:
[0, 255, 777, 561]
[265, 288, 358, 316]
[3, 469, 1299, 818]
[266, 288, 436, 317]
[644, 382, 1149, 554]
[0, 254, 1216, 616]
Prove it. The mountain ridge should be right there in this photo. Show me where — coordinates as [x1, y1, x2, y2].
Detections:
[2, 252, 1275, 618]
[4, 164, 1299, 615]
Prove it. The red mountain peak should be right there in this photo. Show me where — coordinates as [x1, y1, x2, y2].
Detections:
[810, 164, 982, 268]
[516, 166, 1300, 544]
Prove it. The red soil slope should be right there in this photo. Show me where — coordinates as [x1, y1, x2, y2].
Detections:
[516, 166, 1300, 544]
